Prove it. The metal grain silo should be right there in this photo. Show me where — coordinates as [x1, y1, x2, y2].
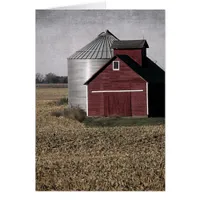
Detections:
[67, 30, 119, 111]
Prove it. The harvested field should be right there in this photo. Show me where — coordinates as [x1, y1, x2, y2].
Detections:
[36, 88, 68, 100]
[36, 88, 165, 191]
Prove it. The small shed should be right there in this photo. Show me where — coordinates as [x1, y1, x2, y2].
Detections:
[84, 40, 165, 117]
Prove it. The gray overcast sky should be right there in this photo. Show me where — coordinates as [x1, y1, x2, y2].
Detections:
[36, 10, 165, 76]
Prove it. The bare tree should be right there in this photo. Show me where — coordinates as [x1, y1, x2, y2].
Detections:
[44, 73, 58, 83]
[36, 73, 44, 83]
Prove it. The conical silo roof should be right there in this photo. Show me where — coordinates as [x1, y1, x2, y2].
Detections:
[68, 30, 119, 59]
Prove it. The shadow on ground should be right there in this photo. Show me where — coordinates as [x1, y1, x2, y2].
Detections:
[83, 117, 165, 127]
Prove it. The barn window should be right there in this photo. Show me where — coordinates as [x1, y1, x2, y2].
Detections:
[112, 61, 120, 71]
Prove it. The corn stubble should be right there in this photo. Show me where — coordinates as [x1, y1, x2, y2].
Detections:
[36, 100, 165, 191]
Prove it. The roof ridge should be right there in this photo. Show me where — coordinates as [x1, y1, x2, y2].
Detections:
[111, 40, 149, 49]
[105, 29, 120, 40]
[117, 39, 146, 41]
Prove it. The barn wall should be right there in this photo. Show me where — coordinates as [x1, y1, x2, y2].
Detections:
[88, 92, 104, 116]
[113, 49, 142, 66]
[130, 82, 147, 116]
[142, 48, 147, 67]
[88, 57, 147, 116]
[148, 83, 165, 117]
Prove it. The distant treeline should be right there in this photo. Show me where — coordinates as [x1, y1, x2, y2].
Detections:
[36, 83, 68, 88]
[36, 73, 68, 84]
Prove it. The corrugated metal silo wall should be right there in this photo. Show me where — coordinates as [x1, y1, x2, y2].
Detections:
[68, 59, 109, 110]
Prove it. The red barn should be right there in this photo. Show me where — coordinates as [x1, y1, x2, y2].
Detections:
[84, 40, 165, 117]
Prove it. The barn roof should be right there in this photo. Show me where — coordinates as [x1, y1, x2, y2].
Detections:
[68, 30, 119, 59]
[84, 55, 164, 85]
[117, 55, 164, 83]
[111, 40, 149, 49]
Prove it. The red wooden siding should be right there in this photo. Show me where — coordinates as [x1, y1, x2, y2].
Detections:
[114, 49, 142, 66]
[104, 92, 132, 116]
[131, 91, 147, 116]
[87, 57, 148, 117]
[88, 93, 104, 116]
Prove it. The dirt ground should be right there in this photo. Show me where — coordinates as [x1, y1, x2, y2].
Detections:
[36, 88, 165, 191]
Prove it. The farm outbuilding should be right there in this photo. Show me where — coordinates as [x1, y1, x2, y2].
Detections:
[68, 30, 165, 117]
[67, 30, 119, 110]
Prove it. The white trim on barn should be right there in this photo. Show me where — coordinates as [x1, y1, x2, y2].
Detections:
[86, 85, 88, 116]
[91, 89, 143, 93]
[112, 61, 120, 71]
[146, 82, 149, 115]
